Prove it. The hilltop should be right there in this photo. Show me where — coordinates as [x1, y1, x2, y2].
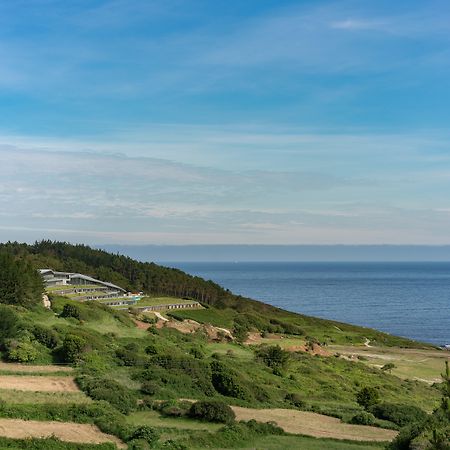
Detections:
[0, 241, 448, 449]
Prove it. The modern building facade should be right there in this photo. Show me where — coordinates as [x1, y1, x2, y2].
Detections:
[39, 269, 126, 298]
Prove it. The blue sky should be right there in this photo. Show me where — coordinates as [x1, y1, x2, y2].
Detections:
[1, 0, 450, 244]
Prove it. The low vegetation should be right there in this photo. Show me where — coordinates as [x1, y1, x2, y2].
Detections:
[0, 242, 447, 449]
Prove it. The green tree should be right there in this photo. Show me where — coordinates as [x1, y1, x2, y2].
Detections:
[0, 305, 18, 343]
[0, 252, 43, 308]
[189, 400, 235, 424]
[61, 334, 86, 363]
[256, 345, 290, 370]
[356, 386, 380, 409]
[60, 303, 81, 320]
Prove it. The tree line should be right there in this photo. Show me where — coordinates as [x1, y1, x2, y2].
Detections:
[0, 240, 231, 306]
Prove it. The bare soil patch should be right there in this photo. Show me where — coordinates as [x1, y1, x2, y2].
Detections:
[0, 375, 79, 392]
[0, 419, 126, 448]
[134, 319, 151, 330]
[231, 406, 397, 442]
[0, 362, 73, 373]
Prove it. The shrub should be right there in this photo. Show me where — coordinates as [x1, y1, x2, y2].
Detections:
[7, 339, 38, 362]
[129, 426, 160, 446]
[256, 345, 290, 370]
[285, 392, 305, 408]
[232, 323, 248, 343]
[188, 400, 235, 424]
[61, 334, 86, 363]
[210, 360, 252, 400]
[127, 439, 151, 450]
[77, 376, 137, 414]
[0, 305, 18, 343]
[356, 386, 380, 409]
[141, 381, 158, 396]
[60, 304, 81, 320]
[32, 325, 59, 349]
[349, 411, 376, 425]
[158, 400, 190, 418]
[381, 363, 396, 373]
[369, 403, 428, 427]
[244, 419, 284, 435]
[116, 346, 147, 367]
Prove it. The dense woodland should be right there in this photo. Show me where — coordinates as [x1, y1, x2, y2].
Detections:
[0, 241, 230, 305]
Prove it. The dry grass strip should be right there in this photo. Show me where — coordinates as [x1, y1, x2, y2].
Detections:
[0, 419, 126, 448]
[0, 362, 73, 373]
[231, 406, 397, 442]
[0, 376, 79, 392]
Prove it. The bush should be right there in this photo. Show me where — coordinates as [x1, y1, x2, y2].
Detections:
[61, 334, 86, 363]
[116, 345, 147, 367]
[356, 386, 380, 409]
[77, 376, 137, 414]
[256, 345, 290, 370]
[349, 411, 376, 425]
[0, 305, 19, 343]
[141, 381, 158, 396]
[369, 403, 428, 427]
[7, 339, 38, 362]
[188, 400, 235, 424]
[129, 426, 160, 446]
[285, 392, 305, 408]
[32, 325, 59, 349]
[210, 360, 252, 400]
[60, 304, 81, 320]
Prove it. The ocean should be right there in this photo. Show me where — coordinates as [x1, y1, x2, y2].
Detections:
[169, 262, 450, 346]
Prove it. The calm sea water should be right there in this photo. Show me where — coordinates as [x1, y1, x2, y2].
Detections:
[169, 262, 450, 345]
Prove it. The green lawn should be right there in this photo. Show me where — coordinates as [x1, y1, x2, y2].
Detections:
[46, 284, 101, 292]
[126, 410, 223, 431]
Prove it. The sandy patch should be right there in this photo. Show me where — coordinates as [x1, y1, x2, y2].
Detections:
[0, 363, 73, 373]
[231, 406, 397, 442]
[0, 376, 79, 392]
[0, 419, 126, 448]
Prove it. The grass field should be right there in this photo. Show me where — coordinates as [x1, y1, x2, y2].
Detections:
[46, 285, 101, 292]
[231, 406, 397, 442]
[126, 410, 223, 431]
[229, 434, 386, 450]
[0, 389, 91, 405]
[329, 344, 449, 384]
[0, 419, 126, 448]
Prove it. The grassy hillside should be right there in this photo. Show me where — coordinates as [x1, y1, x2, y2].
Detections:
[0, 241, 436, 348]
[0, 295, 445, 448]
[0, 241, 448, 449]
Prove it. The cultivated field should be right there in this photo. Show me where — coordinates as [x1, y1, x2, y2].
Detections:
[231, 406, 397, 442]
[0, 362, 73, 374]
[0, 419, 126, 448]
[0, 375, 79, 392]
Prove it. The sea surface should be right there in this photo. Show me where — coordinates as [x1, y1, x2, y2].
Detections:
[169, 262, 450, 345]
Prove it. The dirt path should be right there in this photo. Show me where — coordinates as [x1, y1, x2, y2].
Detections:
[0, 419, 126, 448]
[0, 362, 73, 373]
[231, 406, 397, 442]
[0, 375, 79, 392]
